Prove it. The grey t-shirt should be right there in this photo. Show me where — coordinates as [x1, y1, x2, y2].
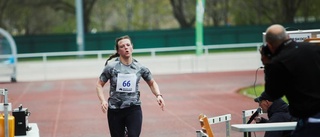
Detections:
[99, 58, 153, 109]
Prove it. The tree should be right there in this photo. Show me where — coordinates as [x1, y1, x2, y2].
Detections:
[0, 0, 69, 35]
[205, 0, 229, 26]
[0, 0, 10, 29]
[229, 0, 319, 25]
[1, 0, 320, 35]
[39, 0, 97, 33]
[281, 0, 303, 23]
[0, 0, 97, 35]
[169, 0, 196, 28]
[91, 0, 177, 32]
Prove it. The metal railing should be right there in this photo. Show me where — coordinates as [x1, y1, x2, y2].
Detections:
[7, 42, 262, 61]
[0, 42, 262, 82]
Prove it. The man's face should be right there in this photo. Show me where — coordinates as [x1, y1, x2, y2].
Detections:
[259, 46, 271, 66]
[260, 54, 271, 66]
[259, 100, 270, 113]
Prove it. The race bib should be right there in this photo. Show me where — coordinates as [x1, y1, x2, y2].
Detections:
[116, 73, 137, 92]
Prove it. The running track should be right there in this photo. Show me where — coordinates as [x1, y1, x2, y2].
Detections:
[0, 70, 267, 137]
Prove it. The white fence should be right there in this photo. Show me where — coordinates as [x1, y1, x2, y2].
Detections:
[0, 43, 263, 82]
[11, 42, 261, 60]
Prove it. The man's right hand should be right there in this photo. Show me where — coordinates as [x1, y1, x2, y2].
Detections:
[254, 117, 262, 123]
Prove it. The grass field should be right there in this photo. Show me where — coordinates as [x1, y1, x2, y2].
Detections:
[239, 85, 288, 103]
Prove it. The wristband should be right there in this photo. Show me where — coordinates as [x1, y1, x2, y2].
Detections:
[156, 94, 163, 98]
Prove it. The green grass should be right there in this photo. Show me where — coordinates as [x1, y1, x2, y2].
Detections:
[239, 85, 265, 98]
[239, 85, 288, 103]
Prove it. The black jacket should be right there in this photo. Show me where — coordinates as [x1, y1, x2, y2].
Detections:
[265, 39, 320, 118]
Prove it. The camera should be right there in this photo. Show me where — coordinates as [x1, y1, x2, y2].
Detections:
[260, 44, 273, 59]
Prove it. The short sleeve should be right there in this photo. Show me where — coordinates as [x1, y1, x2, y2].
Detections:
[141, 66, 152, 81]
[99, 65, 112, 83]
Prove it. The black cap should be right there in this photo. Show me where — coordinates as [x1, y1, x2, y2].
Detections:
[254, 91, 273, 102]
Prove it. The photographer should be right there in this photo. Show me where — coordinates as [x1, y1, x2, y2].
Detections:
[254, 92, 296, 137]
[263, 24, 320, 137]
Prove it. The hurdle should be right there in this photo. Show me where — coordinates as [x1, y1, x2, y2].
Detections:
[197, 113, 232, 137]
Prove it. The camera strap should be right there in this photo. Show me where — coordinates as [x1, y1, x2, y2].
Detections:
[283, 39, 293, 46]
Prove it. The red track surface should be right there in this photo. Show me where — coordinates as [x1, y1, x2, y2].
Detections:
[1, 70, 266, 137]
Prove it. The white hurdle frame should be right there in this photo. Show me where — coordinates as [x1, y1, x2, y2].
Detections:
[197, 114, 232, 137]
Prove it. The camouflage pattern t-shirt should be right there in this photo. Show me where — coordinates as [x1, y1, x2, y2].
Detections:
[99, 58, 153, 109]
